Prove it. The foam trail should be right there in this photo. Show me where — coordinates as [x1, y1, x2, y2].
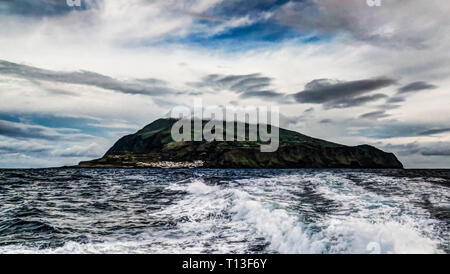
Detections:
[0, 169, 447, 254]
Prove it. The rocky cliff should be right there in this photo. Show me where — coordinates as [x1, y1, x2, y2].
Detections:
[77, 118, 403, 169]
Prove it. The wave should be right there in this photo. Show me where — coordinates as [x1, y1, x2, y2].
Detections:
[0, 219, 59, 236]
[0, 169, 447, 254]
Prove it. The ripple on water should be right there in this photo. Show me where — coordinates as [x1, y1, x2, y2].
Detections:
[0, 168, 448, 254]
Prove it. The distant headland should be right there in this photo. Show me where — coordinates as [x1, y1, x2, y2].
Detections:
[75, 118, 403, 169]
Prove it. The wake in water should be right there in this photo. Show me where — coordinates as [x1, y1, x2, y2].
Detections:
[0, 169, 448, 254]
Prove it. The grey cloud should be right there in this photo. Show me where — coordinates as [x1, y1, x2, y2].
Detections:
[320, 119, 332, 124]
[0, 144, 52, 154]
[377, 96, 405, 110]
[152, 97, 180, 108]
[379, 103, 402, 110]
[355, 121, 430, 139]
[276, 0, 369, 33]
[293, 77, 395, 109]
[398, 81, 437, 94]
[386, 96, 405, 104]
[421, 146, 450, 156]
[0, 119, 96, 141]
[193, 73, 271, 92]
[273, 0, 444, 48]
[0, 139, 105, 160]
[58, 150, 101, 158]
[418, 128, 450, 136]
[0, 59, 173, 96]
[135, 78, 168, 86]
[303, 107, 314, 114]
[330, 94, 388, 109]
[304, 79, 339, 90]
[0, 0, 96, 17]
[391, 141, 450, 157]
[191, 73, 290, 101]
[188, 91, 203, 96]
[359, 110, 390, 119]
[279, 113, 304, 128]
[381, 142, 421, 156]
[240, 90, 284, 98]
[45, 88, 80, 96]
[377, 141, 450, 158]
[0, 119, 61, 140]
[359, 120, 450, 140]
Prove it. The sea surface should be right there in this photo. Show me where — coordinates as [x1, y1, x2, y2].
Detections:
[0, 168, 448, 254]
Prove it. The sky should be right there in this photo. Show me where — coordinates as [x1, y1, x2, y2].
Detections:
[0, 0, 449, 168]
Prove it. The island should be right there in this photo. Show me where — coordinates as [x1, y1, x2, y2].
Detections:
[77, 118, 403, 169]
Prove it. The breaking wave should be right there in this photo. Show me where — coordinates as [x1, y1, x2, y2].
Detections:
[0, 169, 448, 253]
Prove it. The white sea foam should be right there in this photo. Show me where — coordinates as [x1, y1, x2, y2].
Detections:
[317, 218, 441, 254]
[231, 173, 444, 254]
[0, 172, 446, 254]
[298, 173, 443, 253]
[230, 197, 326, 253]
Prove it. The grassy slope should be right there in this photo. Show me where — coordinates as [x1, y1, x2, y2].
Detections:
[80, 118, 403, 168]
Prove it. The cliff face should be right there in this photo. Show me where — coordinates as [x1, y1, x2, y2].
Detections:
[78, 118, 403, 169]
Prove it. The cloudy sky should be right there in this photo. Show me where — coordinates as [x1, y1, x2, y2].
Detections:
[0, 0, 449, 168]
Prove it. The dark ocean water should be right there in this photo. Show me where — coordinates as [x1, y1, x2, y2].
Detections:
[0, 168, 448, 254]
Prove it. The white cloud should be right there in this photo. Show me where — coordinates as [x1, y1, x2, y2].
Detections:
[0, 0, 449, 167]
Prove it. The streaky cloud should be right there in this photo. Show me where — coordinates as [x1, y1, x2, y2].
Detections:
[359, 110, 390, 119]
[293, 77, 395, 109]
[0, 59, 174, 96]
[0, 0, 96, 17]
[190, 72, 290, 102]
[418, 128, 450, 136]
[398, 81, 437, 94]
[0, 119, 96, 141]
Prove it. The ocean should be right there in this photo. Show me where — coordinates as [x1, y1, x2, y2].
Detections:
[0, 168, 448, 254]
